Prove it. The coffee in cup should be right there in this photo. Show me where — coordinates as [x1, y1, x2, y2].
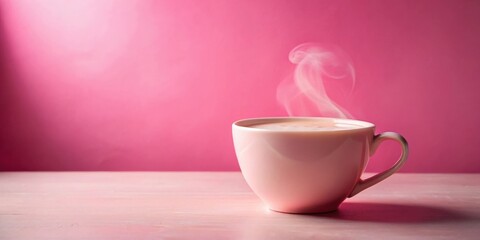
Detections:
[232, 117, 408, 213]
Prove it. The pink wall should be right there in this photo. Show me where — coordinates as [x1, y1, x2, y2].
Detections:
[1, 0, 479, 172]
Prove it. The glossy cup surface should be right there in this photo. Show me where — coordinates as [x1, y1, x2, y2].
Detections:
[232, 117, 375, 213]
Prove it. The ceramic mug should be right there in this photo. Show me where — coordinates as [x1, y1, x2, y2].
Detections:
[232, 117, 408, 213]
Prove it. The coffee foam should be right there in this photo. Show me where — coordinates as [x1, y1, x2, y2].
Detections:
[250, 120, 363, 131]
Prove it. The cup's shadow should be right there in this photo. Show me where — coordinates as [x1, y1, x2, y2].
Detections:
[304, 202, 472, 223]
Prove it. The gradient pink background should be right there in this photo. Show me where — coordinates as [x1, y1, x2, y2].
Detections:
[1, 0, 479, 172]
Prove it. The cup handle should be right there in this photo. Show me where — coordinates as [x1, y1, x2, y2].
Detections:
[348, 132, 409, 197]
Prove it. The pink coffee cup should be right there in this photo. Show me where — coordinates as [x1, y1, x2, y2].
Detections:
[232, 117, 408, 213]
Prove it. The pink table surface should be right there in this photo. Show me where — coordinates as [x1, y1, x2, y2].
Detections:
[0, 172, 479, 239]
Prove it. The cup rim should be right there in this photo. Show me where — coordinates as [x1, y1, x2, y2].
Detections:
[232, 117, 375, 133]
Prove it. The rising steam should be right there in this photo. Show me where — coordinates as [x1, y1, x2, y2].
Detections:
[277, 43, 355, 118]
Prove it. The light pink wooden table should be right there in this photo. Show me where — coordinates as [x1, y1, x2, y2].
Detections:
[0, 172, 479, 239]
